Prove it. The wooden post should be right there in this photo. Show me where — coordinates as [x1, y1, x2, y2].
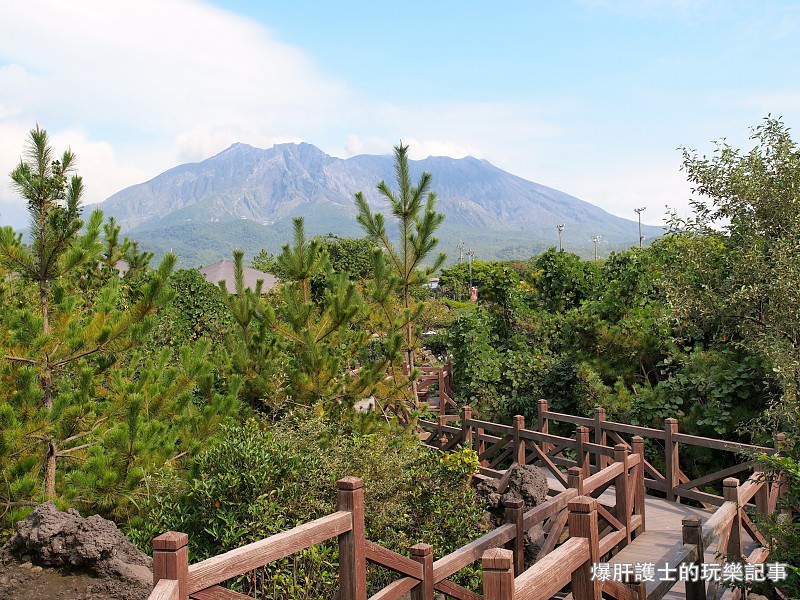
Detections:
[438, 368, 446, 413]
[462, 406, 473, 450]
[538, 399, 552, 454]
[153, 531, 189, 600]
[504, 497, 525, 575]
[576, 426, 590, 478]
[682, 517, 705, 600]
[774, 433, 791, 517]
[723, 477, 743, 561]
[594, 407, 608, 469]
[568, 496, 602, 600]
[614, 444, 631, 545]
[410, 543, 434, 600]
[482, 548, 515, 600]
[512, 415, 526, 465]
[664, 418, 679, 501]
[438, 414, 448, 448]
[568, 466, 584, 495]
[631, 436, 646, 534]
[754, 467, 769, 516]
[337, 477, 367, 600]
[478, 426, 487, 466]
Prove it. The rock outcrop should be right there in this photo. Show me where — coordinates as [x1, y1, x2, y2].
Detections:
[2, 502, 152, 599]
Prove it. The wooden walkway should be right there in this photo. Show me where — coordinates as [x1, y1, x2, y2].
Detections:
[146, 396, 787, 600]
[422, 404, 784, 600]
[547, 472, 749, 599]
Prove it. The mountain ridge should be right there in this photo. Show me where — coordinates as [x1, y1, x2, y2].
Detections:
[99, 142, 663, 266]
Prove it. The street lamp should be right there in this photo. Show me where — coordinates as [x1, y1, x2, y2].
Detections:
[556, 223, 565, 251]
[591, 235, 601, 261]
[634, 207, 646, 249]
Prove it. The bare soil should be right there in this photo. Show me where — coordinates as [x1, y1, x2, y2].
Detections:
[0, 558, 150, 600]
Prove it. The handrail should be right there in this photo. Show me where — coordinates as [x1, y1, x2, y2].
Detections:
[187, 511, 352, 593]
[149, 579, 180, 600]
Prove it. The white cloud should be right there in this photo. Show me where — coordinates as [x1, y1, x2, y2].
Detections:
[0, 0, 351, 224]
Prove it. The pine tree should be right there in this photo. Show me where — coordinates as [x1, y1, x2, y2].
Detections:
[355, 143, 445, 409]
[258, 218, 391, 416]
[0, 127, 239, 517]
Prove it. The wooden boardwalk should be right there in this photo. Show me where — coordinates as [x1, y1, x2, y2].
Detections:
[423, 403, 783, 600]
[548, 472, 749, 599]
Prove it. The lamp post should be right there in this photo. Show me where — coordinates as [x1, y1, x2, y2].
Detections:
[591, 235, 601, 261]
[556, 223, 565, 251]
[634, 207, 646, 249]
[467, 249, 475, 288]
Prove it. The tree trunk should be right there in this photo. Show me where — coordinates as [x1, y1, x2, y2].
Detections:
[45, 441, 57, 498]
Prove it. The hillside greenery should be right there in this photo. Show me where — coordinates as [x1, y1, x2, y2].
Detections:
[0, 123, 798, 596]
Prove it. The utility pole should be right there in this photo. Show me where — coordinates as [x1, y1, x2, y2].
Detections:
[634, 207, 646, 249]
[457, 240, 465, 264]
[556, 223, 565, 252]
[467, 249, 475, 288]
[591, 235, 601, 261]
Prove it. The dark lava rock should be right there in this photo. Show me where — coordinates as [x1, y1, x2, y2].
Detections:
[2, 502, 152, 598]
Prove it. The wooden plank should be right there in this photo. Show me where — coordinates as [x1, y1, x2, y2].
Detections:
[679, 461, 753, 492]
[596, 503, 624, 532]
[585, 441, 616, 457]
[187, 511, 352, 594]
[602, 579, 641, 600]
[672, 486, 724, 506]
[739, 473, 765, 505]
[150, 579, 180, 600]
[536, 508, 569, 560]
[672, 432, 772, 454]
[527, 440, 569, 487]
[601, 420, 666, 440]
[435, 579, 483, 600]
[433, 523, 516, 582]
[467, 418, 513, 435]
[515, 537, 589, 600]
[740, 512, 767, 549]
[582, 462, 623, 494]
[522, 489, 578, 530]
[479, 435, 513, 462]
[518, 429, 576, 447]
[701, 502, 737, 548]
[599, 528, 627, 556]
[369, 577, 418, 600]
[541, 411, 594, 427]
[364, 540, 424, 580]
[489, 448, 513, 469]
[643, 459, 666, 482]
[478, 465, 505, 479]
[192, 586, 254, 600]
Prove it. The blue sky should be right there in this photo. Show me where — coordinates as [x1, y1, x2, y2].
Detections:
[1, 0, 799, 229]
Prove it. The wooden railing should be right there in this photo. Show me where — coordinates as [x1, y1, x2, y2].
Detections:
[148, 440, 645, 600]
[641, 473, 774, 600]
[421, 401, 785, 506]
[416, 361, 458, 418]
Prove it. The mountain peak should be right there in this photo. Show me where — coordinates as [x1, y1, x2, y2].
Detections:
[100, 144, 663, 265]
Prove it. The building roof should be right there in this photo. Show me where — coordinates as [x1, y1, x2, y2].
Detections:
[199, 260, 278, 294]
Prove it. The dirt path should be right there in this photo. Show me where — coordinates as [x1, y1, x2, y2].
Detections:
[0, 559, 150, 600]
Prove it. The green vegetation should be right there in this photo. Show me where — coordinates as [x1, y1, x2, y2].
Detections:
[1, 122, 798, 598]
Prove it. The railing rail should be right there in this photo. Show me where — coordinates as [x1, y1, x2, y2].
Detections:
[420, 401, 784, 507]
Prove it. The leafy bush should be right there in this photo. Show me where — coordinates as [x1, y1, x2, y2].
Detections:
[128, 413, 487, 598]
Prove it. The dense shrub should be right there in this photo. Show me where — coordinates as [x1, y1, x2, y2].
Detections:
[127, 412, 487, 598]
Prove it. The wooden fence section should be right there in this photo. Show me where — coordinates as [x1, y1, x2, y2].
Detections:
[416, 361, 458, 417]
[610, 472, 775, 600]
[148, 445, 645, 600]
[421, 401, 785, 507]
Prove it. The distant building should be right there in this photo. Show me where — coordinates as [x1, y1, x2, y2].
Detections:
[199, 259, 278, 294]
